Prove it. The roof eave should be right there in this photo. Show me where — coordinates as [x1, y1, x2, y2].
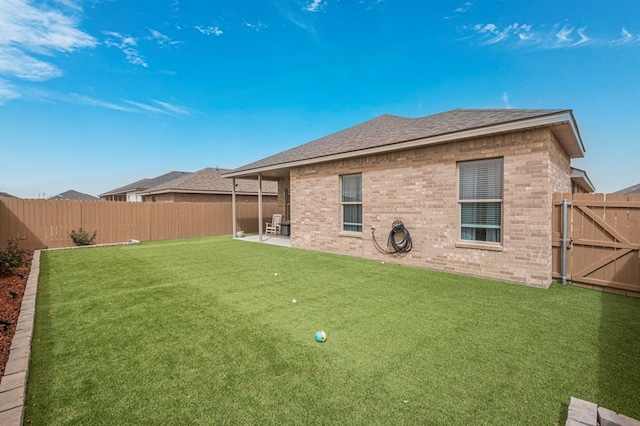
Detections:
[140, 189, 277, 196]
[222, 111, 585, 179]
[570, 168, 596, 193]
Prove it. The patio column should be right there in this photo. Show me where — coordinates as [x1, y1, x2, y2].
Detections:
[258, 173, 263, 242]
[231, 177, 237, 238]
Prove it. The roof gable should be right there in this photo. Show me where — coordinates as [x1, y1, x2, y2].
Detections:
[49, 190, 99, 201]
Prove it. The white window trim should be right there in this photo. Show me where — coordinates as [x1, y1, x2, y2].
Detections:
[457, 158, 504, 247]
[340, 173, 363, 233]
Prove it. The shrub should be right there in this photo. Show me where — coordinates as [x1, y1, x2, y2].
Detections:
[0, 237, 26, 276]
[69, 228, 97, 246]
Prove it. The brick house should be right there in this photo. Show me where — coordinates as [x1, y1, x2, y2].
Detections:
[100, 171, 192, 202]
[100, 168, 277, 203]
[140, 167, 277, 203]
[222, 109, 592, 287]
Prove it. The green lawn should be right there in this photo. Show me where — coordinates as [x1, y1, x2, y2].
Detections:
[25, 236, 640, 425]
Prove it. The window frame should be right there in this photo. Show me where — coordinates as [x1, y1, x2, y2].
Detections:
[340, 173, 363, 233]
[457, 157, 504, 245]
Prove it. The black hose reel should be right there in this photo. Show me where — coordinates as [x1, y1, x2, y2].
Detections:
[372, 220, 413, 254]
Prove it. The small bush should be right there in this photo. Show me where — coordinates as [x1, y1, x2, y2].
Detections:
[69, 228, 97, 246]
[0, 237, 26, 276]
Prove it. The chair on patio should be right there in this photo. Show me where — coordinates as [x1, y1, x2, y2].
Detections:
[265, 214, 282, 235]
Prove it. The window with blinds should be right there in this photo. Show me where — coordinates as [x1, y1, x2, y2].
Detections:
[341, 173, 362, 232]
[459, 158, 503, 243]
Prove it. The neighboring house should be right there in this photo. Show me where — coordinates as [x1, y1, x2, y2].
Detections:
[49, 190, 99, 201]
[0, 192, 18, 198]
[223, 108, 589, 288]
[613, 183, 640, 195]
[139, 167, 277, 202]
[100, 171, 191, 202]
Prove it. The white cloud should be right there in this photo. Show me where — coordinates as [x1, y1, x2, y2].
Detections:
[304, 0, 325, 12]
[0, 78, 20, 104]
[554, 26, 590, 46]
[123, 99, 190, 116]
[454, 2, 472, 14]
[103, 31, 147, 67]
[501, 92, 511, 109]
[244, 21, 269, 32]
[466, 22, 640, 49]
[27, 89, 191, 116]
[471, 22, 534, 45]
[0, 46, 62, 81]
[195, 25, 223, 36]
[148, 28, 182, 48]
[152, 100, 190, 115]
[0, 0, 96, 82]
[611, 27, 640, 46]
[273, 0, 315, 35]
[72, 95, 190, 116]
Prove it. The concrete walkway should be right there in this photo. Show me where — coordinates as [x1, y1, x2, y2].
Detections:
[237, 234, 291, 247]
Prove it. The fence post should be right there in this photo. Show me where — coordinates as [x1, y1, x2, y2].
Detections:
[258, 173, 263, 242]
[232, 178, 237, 238]
[561, 198, 571, 285]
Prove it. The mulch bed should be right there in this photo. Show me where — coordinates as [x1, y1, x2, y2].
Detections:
[0, 251, 33, 378]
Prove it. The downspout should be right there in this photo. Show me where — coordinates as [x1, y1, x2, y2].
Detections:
[561, 198, 570, 285]
[232, 178, 237, 238]
[258, 173, 263, 242]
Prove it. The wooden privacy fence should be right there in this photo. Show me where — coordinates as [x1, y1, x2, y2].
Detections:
[552, 193, 640, 295]
[0, 199, 279, 249]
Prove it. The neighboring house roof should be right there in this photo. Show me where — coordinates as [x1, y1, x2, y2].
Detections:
[570, 168, 595, 193]
[100, 171, 192, 197]
[222, 109, 585, 179]
[49, 190, 99, 201]
[142, 167, 277, 195]
[0, 192, 18, 198]
[613, 183, 640, 195]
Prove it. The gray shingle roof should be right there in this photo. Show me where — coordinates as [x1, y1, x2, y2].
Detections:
[228, 108, 572, 174]
[613, 183, 640, 195]
[49, 190, 99, 201]
[144, 167, 277, 194]
[100, 171, 192, 197]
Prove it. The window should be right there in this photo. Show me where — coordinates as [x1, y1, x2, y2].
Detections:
[459, 158, 503, 243]
[341, 173, 362, 232]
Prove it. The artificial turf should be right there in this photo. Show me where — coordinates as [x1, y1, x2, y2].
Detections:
[24, 236, 640, 425]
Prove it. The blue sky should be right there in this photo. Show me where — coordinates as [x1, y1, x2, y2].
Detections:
[1, 0, 638, 198]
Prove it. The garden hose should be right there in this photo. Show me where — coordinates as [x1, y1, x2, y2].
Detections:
[372, 220, 413, 254]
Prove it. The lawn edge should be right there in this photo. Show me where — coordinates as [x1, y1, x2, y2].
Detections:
[0, 250, 40, 426]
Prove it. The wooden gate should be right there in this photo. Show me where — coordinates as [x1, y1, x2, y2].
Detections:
[552, 193, 640, 295]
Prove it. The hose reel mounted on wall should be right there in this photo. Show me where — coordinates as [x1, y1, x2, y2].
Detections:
[372, 220, 413, 254]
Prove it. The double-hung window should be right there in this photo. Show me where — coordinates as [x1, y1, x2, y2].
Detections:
[341, 173, 362, 232]
[459, 158, 503, 243]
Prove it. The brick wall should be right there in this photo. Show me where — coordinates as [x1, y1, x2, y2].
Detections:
[277, 176, 290, 220]
[289, 128, 571, 287]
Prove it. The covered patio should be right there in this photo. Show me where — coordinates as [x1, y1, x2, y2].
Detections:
[222, 167, 291, 245]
